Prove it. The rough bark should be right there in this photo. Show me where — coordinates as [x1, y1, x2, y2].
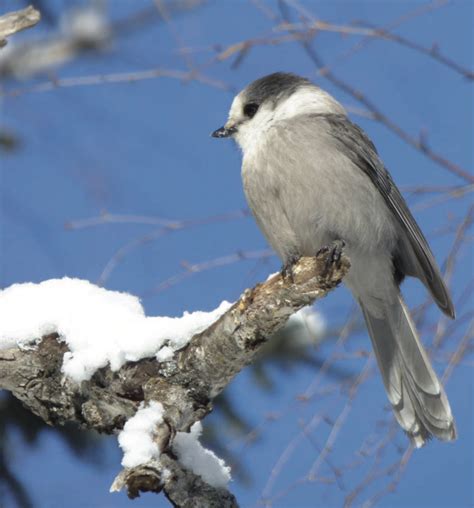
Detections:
[0, 251, 349, 507]
[0, 6, 41, 48]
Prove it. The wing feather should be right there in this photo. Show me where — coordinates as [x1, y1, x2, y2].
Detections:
[319, 114, 455, 318]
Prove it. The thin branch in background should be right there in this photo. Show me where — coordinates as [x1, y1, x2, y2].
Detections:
[307, 358, 374, 480]
[212, 16, 434, 69]
[259, 412, 326, 504]
[301, 308, 361, 401]
[412, 184, 474, 212]
[454, 277, 474, 313]
[432, 205, 474, 348]
[343, 423, 400, 508]
[250, 0, 280, 23]
[441, 320, 473, 382]
[110, 0, 206, 37]
[146, 248, 274, 295]
[66, 209, 250, 230]
[96, 226, 174, 286]
[275, 0, 473, 184]
[353, 20, 474, 80]
[240, 310, 362, 502]
[302, 429, 345, 491]
[89, 209, 250, 285]
[4, 67, 232, 97]
[361, 444, 414, 508]
[66, 212, 181, 229]
[435, 308, 474, 357]
[401, 184, 471, 195]
[153, 0, 196, 72]
[266, 357, 375, 505]
[316, 0, 452, 75]
[274, 20, 391, 37]
[411, 184, 473, 212]
[280, 0, 472, 80]
[440, 204, 474, 287]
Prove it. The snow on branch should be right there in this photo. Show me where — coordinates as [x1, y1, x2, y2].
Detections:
[0, 6, 40, 48]
[0, 250, 349, 507]
[0, 277, 231, 382]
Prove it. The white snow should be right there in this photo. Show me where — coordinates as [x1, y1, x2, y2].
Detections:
[156, 345, 174, 362]
[118, 401, 164, 468]
[118, 407, 232, 487]
[0, 278, 231, 382]
[173, 422, 231, 488]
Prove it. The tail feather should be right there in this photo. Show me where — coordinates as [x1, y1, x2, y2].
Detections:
[360, 293, 456, 447]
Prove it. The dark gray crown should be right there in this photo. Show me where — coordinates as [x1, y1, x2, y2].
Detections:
[243, 72, 311, 105]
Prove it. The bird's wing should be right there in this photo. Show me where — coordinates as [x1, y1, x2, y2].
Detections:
[319, 114, 454, 318]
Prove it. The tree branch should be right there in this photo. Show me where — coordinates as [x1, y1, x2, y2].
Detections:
[0, 251, 349, 506]
[0, 6, 41, 48]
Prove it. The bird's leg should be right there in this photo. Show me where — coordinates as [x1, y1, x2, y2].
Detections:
[281, 254, 301, 282]
[317, 239, 345, 273]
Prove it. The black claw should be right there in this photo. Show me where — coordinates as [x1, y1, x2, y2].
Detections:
[330, 239, 345, 264]
[281, 254, 301, 282]
[317, 240, 345, 274]
[316, 245, 329, 256]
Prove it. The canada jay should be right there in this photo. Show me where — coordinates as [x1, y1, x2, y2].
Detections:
[212, 72, 456, 447]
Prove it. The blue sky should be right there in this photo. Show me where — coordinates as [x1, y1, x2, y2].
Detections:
[1, 1, 472, 507]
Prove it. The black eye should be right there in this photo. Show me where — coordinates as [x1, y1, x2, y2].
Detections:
[243, 103, 259, 118]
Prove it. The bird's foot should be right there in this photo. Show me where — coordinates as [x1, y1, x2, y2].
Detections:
[317, 239, 345, 274]
[280, 254, 301, 282]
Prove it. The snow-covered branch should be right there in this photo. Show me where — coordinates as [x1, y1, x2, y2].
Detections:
[0, 251, 349, 506]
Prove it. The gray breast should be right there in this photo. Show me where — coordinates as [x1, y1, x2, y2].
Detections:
[241, 115, 398, 262]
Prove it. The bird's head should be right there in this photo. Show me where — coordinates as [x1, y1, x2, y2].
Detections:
[211, 72, 345, 153]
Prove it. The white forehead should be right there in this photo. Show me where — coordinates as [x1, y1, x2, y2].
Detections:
[228, 94, 244, 120]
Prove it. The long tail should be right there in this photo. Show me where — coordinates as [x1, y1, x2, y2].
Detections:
[360, 293, 456, 447]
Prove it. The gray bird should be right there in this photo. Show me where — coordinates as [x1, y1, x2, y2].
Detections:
[212, 72, 456, 447]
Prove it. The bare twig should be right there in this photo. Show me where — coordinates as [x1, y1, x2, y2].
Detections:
[66, 209, 250, 230]
[78, 209, 251, 285]
[3, 68, 231, 97]
[148, 248, 274, 295]
[276, 2, 473, 80]
[315, 0, 452, 75]
[353, 21, 474, 80]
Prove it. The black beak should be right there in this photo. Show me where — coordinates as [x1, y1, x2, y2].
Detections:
[211, 125, 237, 138]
